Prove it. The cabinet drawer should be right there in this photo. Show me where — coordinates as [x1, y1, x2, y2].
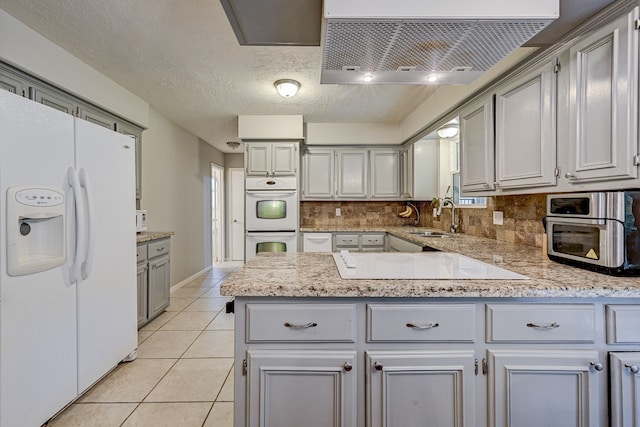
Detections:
[367, 304, 475, 342]
[606, 305, 640, 344]
[246, 304, 355, 342]
[148, 238, 170, 259]
[303, 233, 333, 253]
[334, 234, 359, 247]
[136, 244, 147, 264]
[361, 234, 385, 247]
[486, 304, 596, 343]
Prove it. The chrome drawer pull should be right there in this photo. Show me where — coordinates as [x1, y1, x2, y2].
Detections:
[283, 322, 318, 329]
[625, 364, 640, 374]
[406, 322, 439, 330]
[343, 362, 353, 372]
[374, 361, 383, 371]
[526, 322, 559, 329]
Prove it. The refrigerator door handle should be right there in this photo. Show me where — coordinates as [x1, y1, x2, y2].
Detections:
[67, 167, 85, 284]
[79, 169, 95, 280]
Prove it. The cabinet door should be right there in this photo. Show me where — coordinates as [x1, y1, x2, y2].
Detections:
[488, 349, 604, 427]
[366, 350, 476, 427]
[495, 60, 557, 189]
[247, 350, 357, 427]
[148, 254, 170, 319]
[609, 352, 640, 427]
[370, 149, 400, 199]
[303, 148, 335, 199]
[116, 121, 144, 200]
[460, 97, 495, 192]
[78, 104, 117, 130]
[29, 85, 78, 115]
[336, 149, 368, 198]
[271, 143, 297, 175]
[567, 7, 639, 183]
[400, 145, 413, 199]
[136, 262, 148, 327]
[246, 143, 272, 176]
[0, 66, 26, 96]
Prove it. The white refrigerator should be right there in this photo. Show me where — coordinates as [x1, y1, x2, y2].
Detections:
[0, 90, 137, 426]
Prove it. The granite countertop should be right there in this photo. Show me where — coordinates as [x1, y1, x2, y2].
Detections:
[221, 227, 640, 298]
[136, 231, 174, 243]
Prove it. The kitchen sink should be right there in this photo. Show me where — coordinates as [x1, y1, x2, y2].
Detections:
[408, 231, 451, 237]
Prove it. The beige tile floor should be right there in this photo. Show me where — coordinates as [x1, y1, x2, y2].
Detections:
[47, 262, 241, 427]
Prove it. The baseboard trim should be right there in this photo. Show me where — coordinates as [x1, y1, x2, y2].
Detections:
[170, 266, 213, 293]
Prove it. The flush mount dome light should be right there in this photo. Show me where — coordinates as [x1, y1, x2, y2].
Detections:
[363, 73, 374, 82]
[274, 79, 300, 97]
[436, 122, 459, 139]
[426, 74, 439, 83]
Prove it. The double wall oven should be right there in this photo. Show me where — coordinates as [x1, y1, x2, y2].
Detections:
[245, 176, 298, 261]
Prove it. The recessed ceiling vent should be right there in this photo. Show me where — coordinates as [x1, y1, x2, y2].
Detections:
[321, 0, 559, 85]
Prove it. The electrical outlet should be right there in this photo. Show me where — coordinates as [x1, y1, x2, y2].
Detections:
[335, 208, 341, 217]
[493, 211, 503, 225]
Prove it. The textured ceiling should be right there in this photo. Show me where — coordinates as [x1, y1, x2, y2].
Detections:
[0, 0, 614, 153]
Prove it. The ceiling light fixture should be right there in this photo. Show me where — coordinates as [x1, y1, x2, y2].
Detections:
[363, 73, 374, 82]
[274, 79, 300, 98]
[426, 74, 439, 83]
[226, 141, 240, 150]
[436, 123, 459, 139]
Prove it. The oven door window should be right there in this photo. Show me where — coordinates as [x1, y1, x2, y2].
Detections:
[552, 224, 600, 259]
[256, 200, 287, 220]
[256, 242, 287, 253]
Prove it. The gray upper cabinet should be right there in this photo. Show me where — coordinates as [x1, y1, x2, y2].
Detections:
[78, 103, 117, 130]
[0, 65, 26, 96]
[400, 144, 413, 199]
[495, 59, 558, 189]
[116, 121, 144, 200]
[245, 142, 297, 176]
[336, 149, 368, 199]
[302, 147, 334, 199]
[29, 85, 79, 116]
[566, 6, 639, 183]
[369, 148, 400, 199]
[460, 96, 495, 192]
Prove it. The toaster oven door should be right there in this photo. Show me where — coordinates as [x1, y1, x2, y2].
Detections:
[547, 218, 625, 268]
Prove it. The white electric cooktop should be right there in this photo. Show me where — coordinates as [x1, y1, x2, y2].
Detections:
[332, 252, 529, 280]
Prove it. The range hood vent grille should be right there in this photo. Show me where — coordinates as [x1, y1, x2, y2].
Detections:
[321, 0, 558, 85]
[324, 20, 550, 73]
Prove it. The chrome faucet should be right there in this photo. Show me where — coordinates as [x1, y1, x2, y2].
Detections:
[449, 200, 459, 233]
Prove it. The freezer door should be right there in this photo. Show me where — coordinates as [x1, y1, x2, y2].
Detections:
[0, 90, 78, 427]
[74, 118, 137, 393]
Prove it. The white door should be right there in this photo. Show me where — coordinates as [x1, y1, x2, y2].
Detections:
[229, 168, 245, 261]
[0, 90, 78, 427]
[74, 118, 137, 394]
[211, 163, 224, 264]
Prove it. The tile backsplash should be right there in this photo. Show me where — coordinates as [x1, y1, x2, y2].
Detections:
[300, 193, 548, 248]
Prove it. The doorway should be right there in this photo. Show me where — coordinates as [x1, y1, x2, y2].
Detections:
[228, 168, 245, 261]
[211, 163, 224, 264]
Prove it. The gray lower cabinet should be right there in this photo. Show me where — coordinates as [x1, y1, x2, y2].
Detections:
[334, 233, 385, 252]
[366, 350, 476, 427]
[247, 350, 357, 427]
[234, 299, 631, 427]
[137, 238, 170, 328]
[609, 352, 640, 427]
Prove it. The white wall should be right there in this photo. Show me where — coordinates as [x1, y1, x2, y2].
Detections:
[0, 8, 226, 285]
[306, 122, 402, 145]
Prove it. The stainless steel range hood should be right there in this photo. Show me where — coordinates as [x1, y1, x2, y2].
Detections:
[321, 0, 559, 85]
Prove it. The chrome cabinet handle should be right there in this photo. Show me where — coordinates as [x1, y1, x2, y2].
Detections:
[526, 322, 559, 329]
[590, 361, 604, 371]
[343, 362, 353, 372]
[406, 322, 439, 330]
[625, 364, 640, 374]
[374, 361, 383, 371]
[283, 322, 318, 329]
[157, 247, 164, 252]
[564, 172, 577, 179]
